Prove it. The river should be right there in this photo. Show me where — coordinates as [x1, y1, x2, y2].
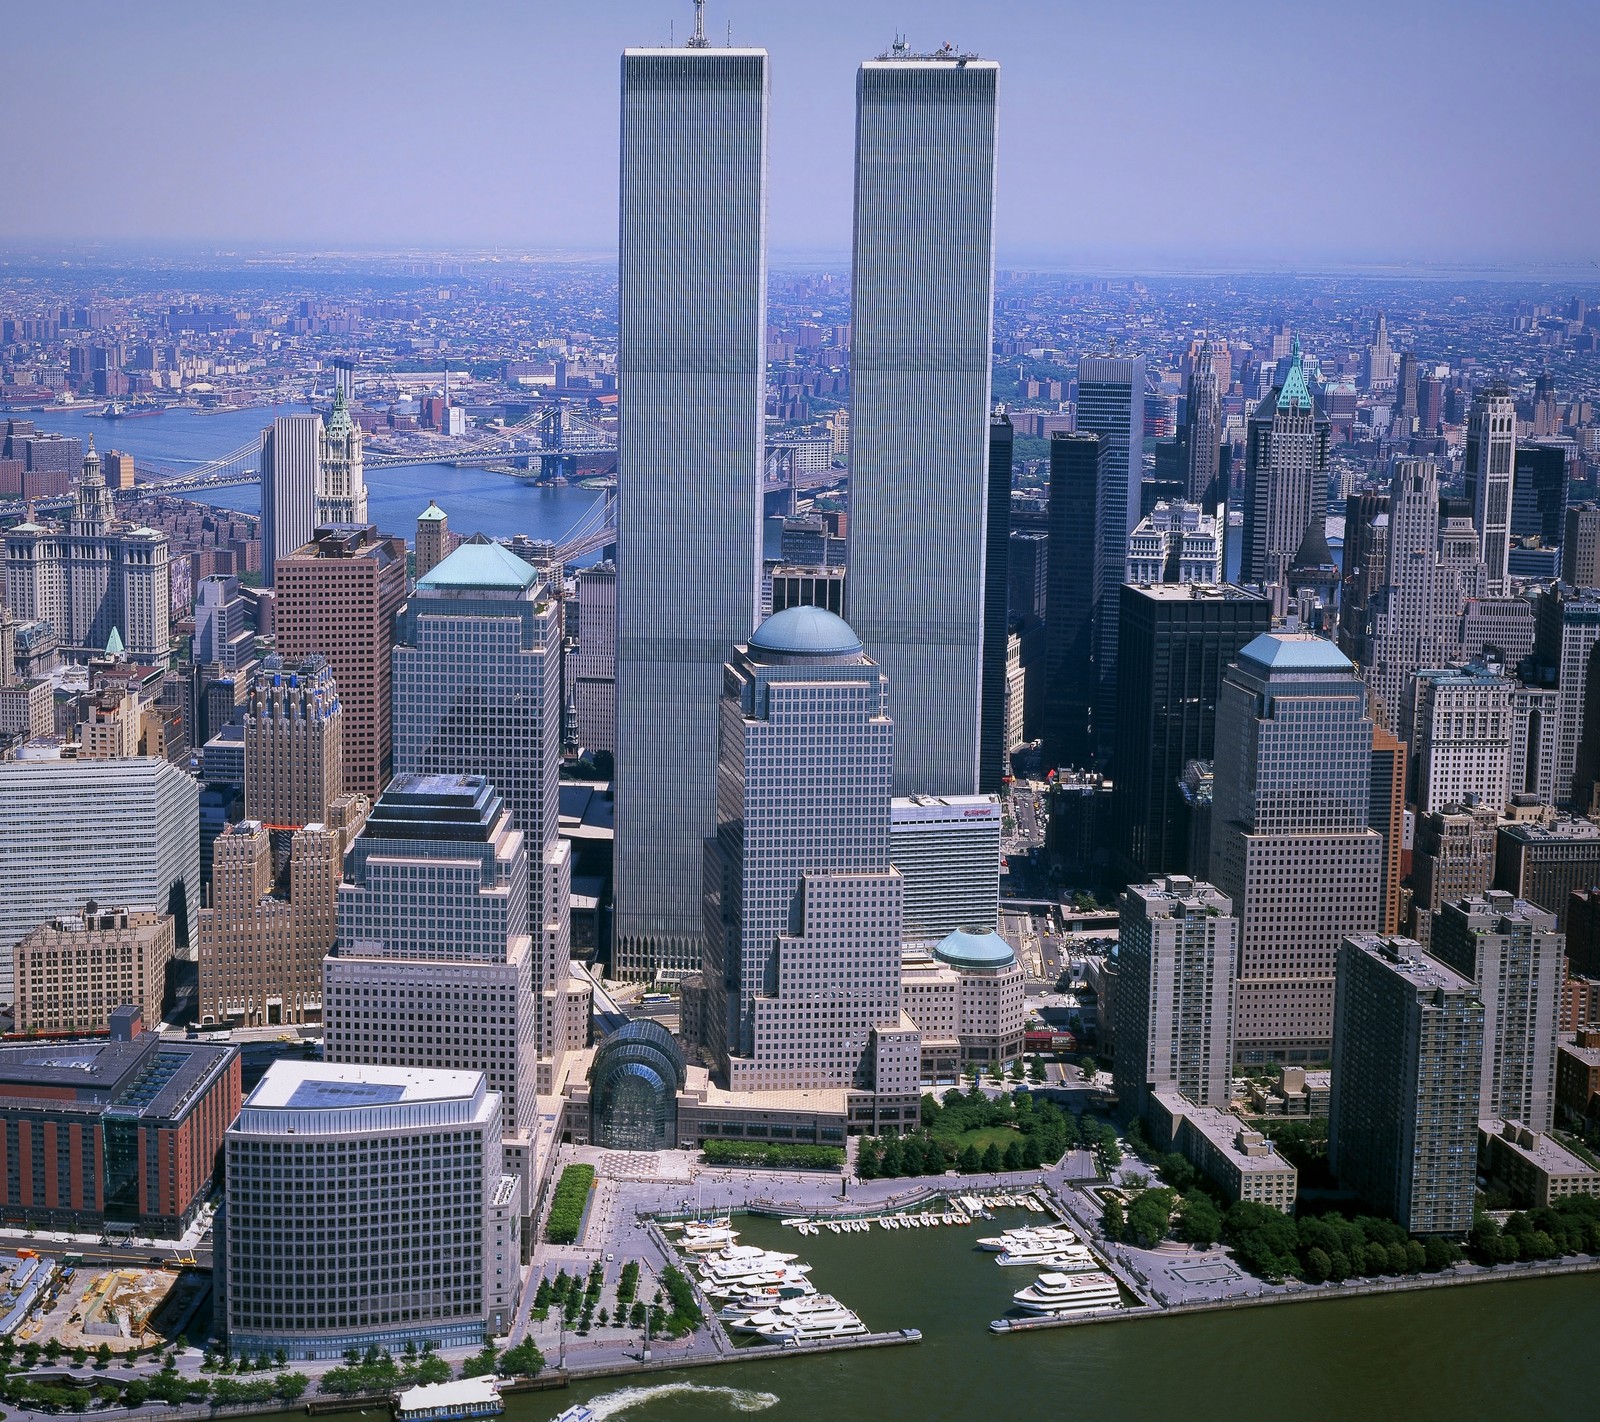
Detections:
[13, 403, 605, 552]
[318, 1207, 1592, 1422]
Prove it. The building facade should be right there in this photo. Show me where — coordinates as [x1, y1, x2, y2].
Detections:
[13, 908, 173, 1035]
[259, 413, 321, 588]
[243, 654, 343, 829]
[1240, 344, 1329, 596]
[316, 390, 367, 527]
[978, 412, 1014, 793]
[570, 560, 616, 755]
[889, 795, 1001, 941]
[1464, 387, 1516, 596]
[1042, 432, 1102, 769]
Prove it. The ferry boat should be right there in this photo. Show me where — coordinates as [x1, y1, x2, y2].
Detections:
[393, 1377, 503, 1422]
[1011, 1270, 1122, 1316]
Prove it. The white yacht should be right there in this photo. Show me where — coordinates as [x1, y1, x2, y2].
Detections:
[977, 1225, 1079, 1255]
[728, 1294, 852, 1332]
[1011, 1270, 1122, 1316]
[752, 1308, 868, 1341]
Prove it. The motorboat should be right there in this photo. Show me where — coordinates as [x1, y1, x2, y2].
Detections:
[751, 1307, 868, 1341]
[977, 1224, 1079, 1252]
[1011, 1270, 1122, 1316]
[703, 1244, 798, 1265]
[997, 1243, 1097, 1269]
[727, 1294, 852, 1332]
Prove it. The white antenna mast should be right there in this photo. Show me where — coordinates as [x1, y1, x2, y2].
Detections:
[687, 0, 709, 47]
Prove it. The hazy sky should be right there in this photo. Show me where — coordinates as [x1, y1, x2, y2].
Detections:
[6, 0, 1598, 267]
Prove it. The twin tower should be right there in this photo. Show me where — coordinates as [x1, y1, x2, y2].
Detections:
[614, 40, 1000, 979]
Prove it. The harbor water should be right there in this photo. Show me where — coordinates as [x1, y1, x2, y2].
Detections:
[15, 404, 605, 551]
[325, 1209, 1595, 1422]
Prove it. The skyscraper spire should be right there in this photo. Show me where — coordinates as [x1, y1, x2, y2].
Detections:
[687, 0, 709, 46]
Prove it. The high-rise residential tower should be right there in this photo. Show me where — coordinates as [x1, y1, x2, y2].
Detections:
[978, 412, 1014, 793]
[848, 43, 999, 797]
[1330, 934, 1483, 1235]
[701, 606, 916, 1125]
[259, 413, 321, 587]
[1113, 876, 1239, 1115]
[1210, 633, 1383, 1063]
[1465, 386, 1516, 596]
[391, 538, 574, 1086]
[613, 37, 769, 981]
[1076, 355, 1146, 746]
[273, 524, 407, 799]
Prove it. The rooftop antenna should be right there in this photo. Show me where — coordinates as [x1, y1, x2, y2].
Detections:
[687, 0, 709, 47]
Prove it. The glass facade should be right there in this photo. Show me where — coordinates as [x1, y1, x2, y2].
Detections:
[590, 1021, 685, 1151]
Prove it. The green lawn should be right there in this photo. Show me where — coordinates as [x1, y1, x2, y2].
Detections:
[932, 1125, 1022, 1152]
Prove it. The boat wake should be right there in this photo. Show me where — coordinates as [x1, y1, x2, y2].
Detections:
[578, 1382, 779, 1418]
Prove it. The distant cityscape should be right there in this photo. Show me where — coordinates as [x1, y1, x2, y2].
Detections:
[0, 9, 1597, 1421]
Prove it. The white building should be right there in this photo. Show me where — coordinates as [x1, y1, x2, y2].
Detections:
[0, 755, 198, 1005]
[316, 389, 367, 526]
[322, 775, 541, 1184]
[1113, 877, 1239, 1112]
[890, 794, 1001, 942]
[1409, 663, 1513, 814]
[223, 1061, 519, 1359]
[259, 413, 320, 588]
[1126, 501, 1223, 586]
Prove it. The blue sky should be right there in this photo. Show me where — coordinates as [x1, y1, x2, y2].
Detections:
[6, 0, 1597, 267]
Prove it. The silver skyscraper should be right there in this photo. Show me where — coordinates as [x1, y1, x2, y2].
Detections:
[847, 44, 998, 797]
[259, 413, 320, 588]
[613, 40, 769, 981]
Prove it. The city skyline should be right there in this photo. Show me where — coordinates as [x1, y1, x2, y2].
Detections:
[4, 2, 1598, 268]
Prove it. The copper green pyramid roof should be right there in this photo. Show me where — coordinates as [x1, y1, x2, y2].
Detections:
[417, 500, 448, 523]
[416, 537, 536, 591]
[105, 626, 124, 656]
[326, 386, 354, 436]
[1277, 337, 1313, 411]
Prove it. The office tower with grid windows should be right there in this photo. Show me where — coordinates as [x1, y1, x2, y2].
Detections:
[1184, 336, 1223, 506]
[322, 775, 540, 1182]
[613, 39, 769, 982]
[1409, 663, 1514, 815]
[242, 654, 342, 830]
[1563, 502, 1600, 589]
[1210, 633, 1383, 1063]
[1431, 892, 1563, 1133]
[978, 412, 1014, 792]
[392, 538, 574, 1089]
[1532, 585, 1600, 806]
[259, 413, 321, 587]
[1043, 432, 1103, 768]
[571, 560, 617, 754]
[1465, 386, 1516, 596]
[701, 607, 917, 1122]
[848, 45, 998, 797]
[1076, 356, 1145, 745]
[1330, 934, 1483, 1235]
[273, 524, 407, 800]
[1240, 341, 1330, 596]
[224, 1061, 520, 1359]
[1113, 876, 1239, 1115]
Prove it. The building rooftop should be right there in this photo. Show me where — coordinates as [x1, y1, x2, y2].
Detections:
[245, 1060, 484, 1110]
[416, 537, 538, 592]
[748, 605, 863, 659]
[1480, 1119, 1600, 1176]
[1239, 631, 1351, 673]
[934, 927, 1016, 970]
[416, 501, 448, 523]
[1346, 934, 1480, 995]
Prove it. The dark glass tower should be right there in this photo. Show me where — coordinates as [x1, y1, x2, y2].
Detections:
[1111, 583, 1271, 881]
[978, 412, 1014, 792]
[1043, 433, 1102, 770]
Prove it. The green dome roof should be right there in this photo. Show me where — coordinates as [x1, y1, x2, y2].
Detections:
[748, 605, 863, 659]
[933, 927, 1016, 970]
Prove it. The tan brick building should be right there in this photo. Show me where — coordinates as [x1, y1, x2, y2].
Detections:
[14, 906, 174, 1034]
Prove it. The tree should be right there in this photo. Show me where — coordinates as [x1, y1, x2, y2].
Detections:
[1078, 1056, 1098, 1081]
[958, 1144, 982, 1173]
[496, 1340, 545, 1379]
[1126, 1188, 1177, 1248]
[94, 1343, 113, 1370]
[1029, 1058, 1046, 1083]
[855, 1139, 879, 1181]
[1101, 1197, 1125, 1241]
[981, 1143, 1004, 1172]
[1405, 1239, 1427, 1274]
[879, 1137, 905, 1177]
[1327, 1249, 1351, 1283]
[1003, 1139, 1025, 1172]
[273, 1374, 310, 1403]
[122, 1380, 150, 1408]
[1423, 1237, 1457, 1272]
[1303, 1246, 1332, 1282]
[1176, 1192, 1222, 1248]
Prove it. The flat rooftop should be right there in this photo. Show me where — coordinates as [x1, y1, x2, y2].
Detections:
[246, 1060, 483, 1110]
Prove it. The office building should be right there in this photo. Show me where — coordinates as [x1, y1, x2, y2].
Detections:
[614, 39, 769, 982]
[259, 413, 321, 587]
[1464, 387, 1516, 596]
[1512, 443, 1569, 548]
[1183, 336, 1223, 506]
[890, 794, 1002, 941]
[242, 654, 343, 829]
[322, 775, 540, 1177]
[1076, 356, 1146, 743]
[194, 574, 254, 670]
[570, 560, 616, 754]
[701, 607, 915, 1113]
[273, 524, 407, 799]
[1562, 502, 1600, 589]
[1113, 877, 1238, 1115]
[1569, 887, 1600, 979]
[198, 814, 357, 1029]
[316, 389, 367, 526]
[393, 538, 575, 1086]
[1370, 725, 1407, 935]
[1210, 633, 1383, 1063]
[978, 412, 1014, 793]
[768, 564, 846, 617]
[3, 442, 170, 667]
[13, 907, 174, 1035]
[0, 756, 198, 1006]
[1362, 459, 1487, 740]
[1432, 893, 1563, 1133]
[1126, 501, 1223, 586]
[1008, 529, 1048, 623]
[224, 1061, 519, 1358]
[1362, 311, 1395, 392]
[1, 418, 82, 499]
[1240, 341, 1330, 598]
[1410, 663, 1513, 814]
[1494, 814, 1600, 927]
[1410, 802, 1498, 947]
[414, 501, 454, 581]
[1330, 934, 1484, 1235]
[900, 929, 1025, 1075]
[848, 45, 998, 798]
[0, 1010, 237, 1235]
[1042, 432, 1102, 768]
[1112, 584, 1271, 880]
[1532, 585, 1600, 805]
